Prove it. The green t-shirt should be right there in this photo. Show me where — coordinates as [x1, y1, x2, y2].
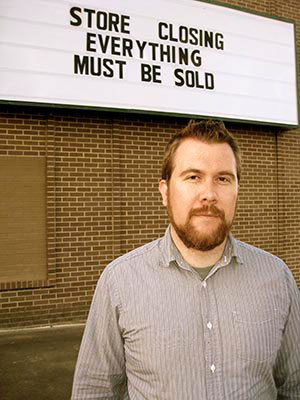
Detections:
[192, 265, 214, 280]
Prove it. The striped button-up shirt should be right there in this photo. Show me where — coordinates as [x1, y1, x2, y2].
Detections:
[72, 228, 300, 399]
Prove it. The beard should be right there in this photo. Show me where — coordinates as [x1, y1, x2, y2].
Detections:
[168, 202, 234, 252]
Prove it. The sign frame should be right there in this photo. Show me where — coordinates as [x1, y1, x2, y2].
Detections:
[0, 0, 299, 128]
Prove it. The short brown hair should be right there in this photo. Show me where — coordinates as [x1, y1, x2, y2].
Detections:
[161, 119, 241, 182]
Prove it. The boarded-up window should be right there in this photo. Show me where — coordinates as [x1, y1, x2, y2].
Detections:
[0, 157, 47, 283]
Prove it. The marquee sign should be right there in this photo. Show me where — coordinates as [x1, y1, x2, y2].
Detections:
[0, 0, 298, 126]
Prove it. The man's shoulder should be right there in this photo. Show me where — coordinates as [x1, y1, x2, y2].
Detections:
[233, 237, 286, 268]
[105, 236, 163, 273]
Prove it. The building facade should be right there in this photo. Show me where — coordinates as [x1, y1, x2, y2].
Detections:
[0, 0, 299, 328]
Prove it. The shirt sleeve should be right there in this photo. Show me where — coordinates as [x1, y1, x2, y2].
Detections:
[71, 266, 126, 399]
[274, 267, 300, 399]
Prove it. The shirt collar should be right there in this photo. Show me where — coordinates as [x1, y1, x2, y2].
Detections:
[159, 225, 243, 269]
[158, 225, 175, 268]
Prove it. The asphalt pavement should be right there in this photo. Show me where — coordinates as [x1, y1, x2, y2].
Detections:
[0, 324, 85, 400]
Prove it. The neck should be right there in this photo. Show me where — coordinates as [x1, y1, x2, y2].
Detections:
[170, 225, 227, 268]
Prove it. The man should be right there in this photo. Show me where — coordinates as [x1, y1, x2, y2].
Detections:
[72, 120, 300, 399]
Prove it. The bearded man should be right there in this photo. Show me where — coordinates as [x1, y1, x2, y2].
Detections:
[72, 120, 300, 399]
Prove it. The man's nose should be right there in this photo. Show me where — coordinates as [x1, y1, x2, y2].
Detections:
[198, 180, 218, 203]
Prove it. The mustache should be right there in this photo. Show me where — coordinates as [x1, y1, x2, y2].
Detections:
[189, 205, 225, 219]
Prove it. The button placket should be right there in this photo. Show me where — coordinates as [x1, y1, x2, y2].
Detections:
[201, 278, 216, 383]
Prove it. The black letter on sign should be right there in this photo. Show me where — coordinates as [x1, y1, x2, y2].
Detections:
[205, 73, 214, 90]
[70, 7, 82, 26]
[74, 55, 89, 75]
[141, 64, 162, 83]
[174, 69, 184, 87]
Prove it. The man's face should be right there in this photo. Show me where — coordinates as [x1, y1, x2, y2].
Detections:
[159, 138, 239, 251]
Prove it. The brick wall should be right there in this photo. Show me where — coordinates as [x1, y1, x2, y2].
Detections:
[0, 0, 300, 328]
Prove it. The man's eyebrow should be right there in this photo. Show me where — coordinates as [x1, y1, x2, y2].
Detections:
[179, 168, 204, 177]
[179, 168, 237, 180]
[217, 171, 237, 179]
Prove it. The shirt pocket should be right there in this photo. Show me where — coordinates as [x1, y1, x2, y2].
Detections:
[232, 308, 282, 362]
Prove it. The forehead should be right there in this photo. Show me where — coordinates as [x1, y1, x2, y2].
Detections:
[172, 138, 237, 174]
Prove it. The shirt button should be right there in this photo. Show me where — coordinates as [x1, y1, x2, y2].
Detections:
[202, 281, 207, 288]
[207, 321, 212, 330]
[210, 364, 216, 373]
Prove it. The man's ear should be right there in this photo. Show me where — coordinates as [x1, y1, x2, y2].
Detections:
[159, 180, 168, 207]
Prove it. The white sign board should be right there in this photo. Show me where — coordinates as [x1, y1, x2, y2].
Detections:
[0, 0, 298, 126]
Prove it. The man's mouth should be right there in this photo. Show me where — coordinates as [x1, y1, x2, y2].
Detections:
[189, 205, 224, 220]
[191, 211, 221, 218]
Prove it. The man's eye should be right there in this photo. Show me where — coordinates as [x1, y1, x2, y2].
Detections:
[218, 176, 230, 183]
[189, 175, 199, 180]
